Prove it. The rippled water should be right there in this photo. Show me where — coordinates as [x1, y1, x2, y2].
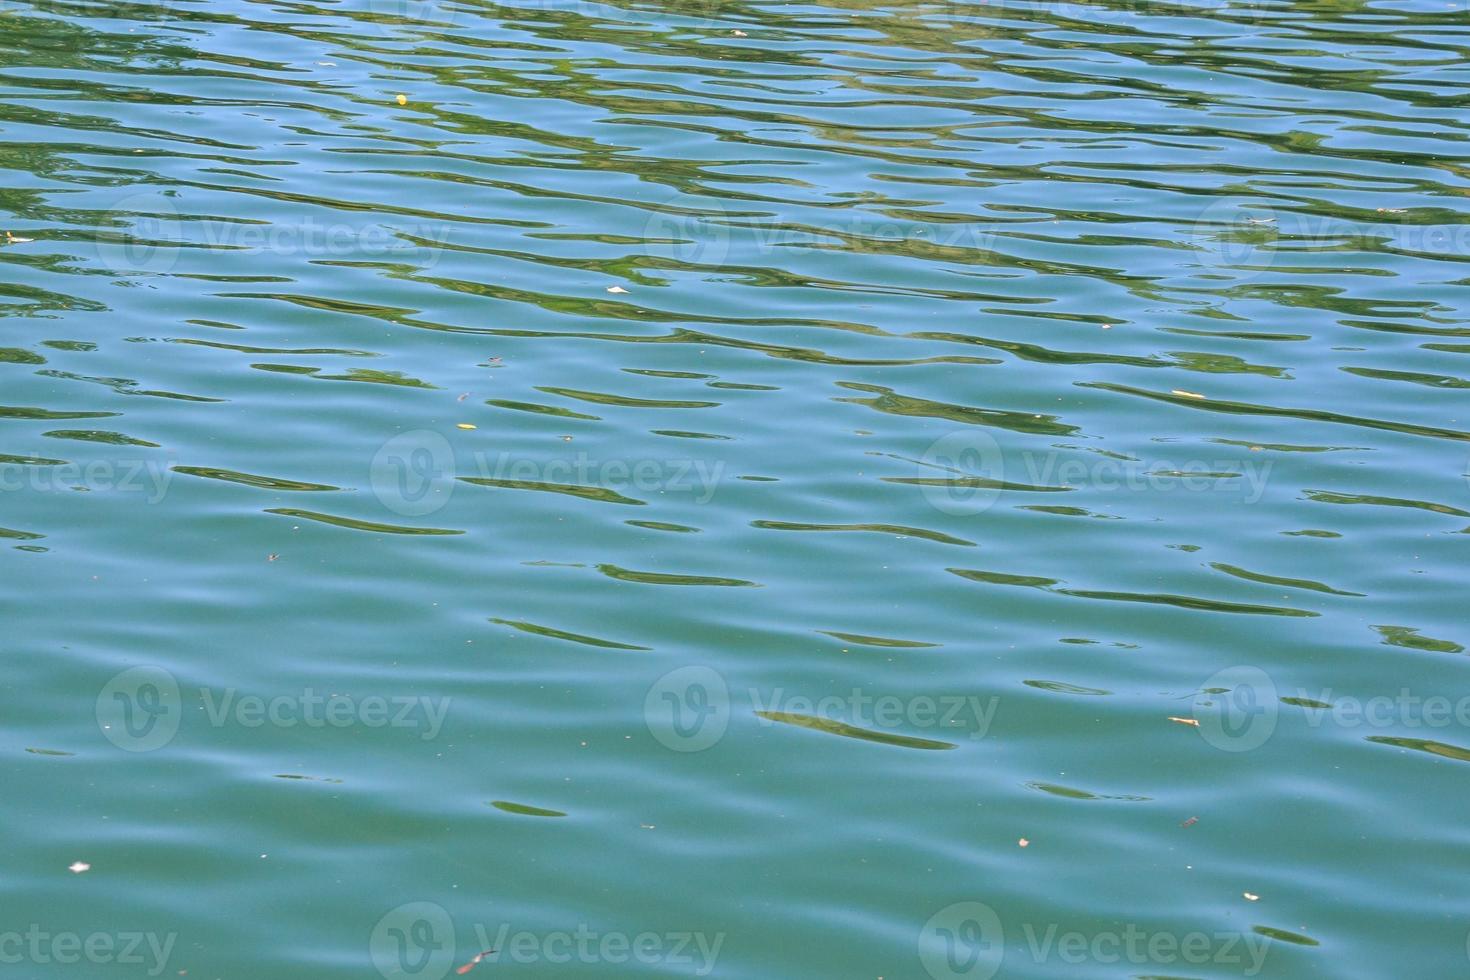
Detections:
[3, 0, 1468, 976]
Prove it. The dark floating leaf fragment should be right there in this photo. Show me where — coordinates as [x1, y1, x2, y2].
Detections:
[462, 477, 644, 506]
[1372, 625, 1463, 654]
[755, 710, 956, 750]
[596, 564, 758, 587]
[818, 630, 938, 649]
[1252, 926, 1320, 946]
[490, 618, 650, 651]
[490, 800, 567, 818]
[266, 508, 463, 536]
[1366, 735, 1470, 764]
[174, 466, 339, 491]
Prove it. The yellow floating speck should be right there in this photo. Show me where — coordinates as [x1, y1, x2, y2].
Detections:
[456, 423, 476, 430]
[396, 94, 407, 105]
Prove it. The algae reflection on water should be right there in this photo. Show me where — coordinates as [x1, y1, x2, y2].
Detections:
[2, 0, 1469, 978]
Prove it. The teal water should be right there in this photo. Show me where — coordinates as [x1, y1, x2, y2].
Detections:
[2, 0, 1468, 977]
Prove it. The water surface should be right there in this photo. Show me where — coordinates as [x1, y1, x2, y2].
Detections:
[2, 0, 1468, 976]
